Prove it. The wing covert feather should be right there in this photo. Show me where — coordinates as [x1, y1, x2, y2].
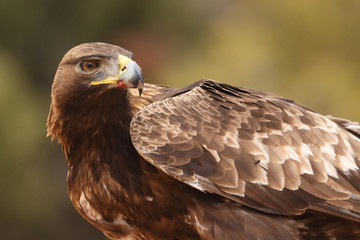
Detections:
[130, 80, 360, 220]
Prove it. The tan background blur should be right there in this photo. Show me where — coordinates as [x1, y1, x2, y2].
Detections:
[1, 1, 360, 239]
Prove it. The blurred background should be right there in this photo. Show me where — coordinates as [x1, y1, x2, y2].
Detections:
[1, 0, 360, 239]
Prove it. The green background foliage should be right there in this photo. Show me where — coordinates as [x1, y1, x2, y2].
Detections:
[0, 1, 359, 239]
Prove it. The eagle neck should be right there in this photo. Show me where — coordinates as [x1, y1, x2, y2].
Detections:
[65, 87, 141, 171]
[64, 88, 148, 222]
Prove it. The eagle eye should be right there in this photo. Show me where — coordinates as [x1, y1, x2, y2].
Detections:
[80, 60, 99, 73]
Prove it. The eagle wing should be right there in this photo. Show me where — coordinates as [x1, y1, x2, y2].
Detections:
[130, 80, 360, 220]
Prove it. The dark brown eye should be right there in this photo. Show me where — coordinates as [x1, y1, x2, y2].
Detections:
[80, 60, 99, 72]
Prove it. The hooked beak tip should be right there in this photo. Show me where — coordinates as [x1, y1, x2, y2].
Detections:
[138, 80, 144, 96]
[119, 57, 144, 94]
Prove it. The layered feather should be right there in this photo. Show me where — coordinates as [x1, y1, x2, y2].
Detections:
[131, 80, 360, 221]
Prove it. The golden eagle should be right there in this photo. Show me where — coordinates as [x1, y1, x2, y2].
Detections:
[47, 42, 360, 240]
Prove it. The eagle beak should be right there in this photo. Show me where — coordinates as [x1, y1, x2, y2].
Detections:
[91, 55, 144, 95]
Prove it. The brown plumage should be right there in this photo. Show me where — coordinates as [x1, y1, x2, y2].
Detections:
[48, 42, 360, 240]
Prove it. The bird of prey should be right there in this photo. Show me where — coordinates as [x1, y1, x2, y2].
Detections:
[47, 42, 360, 240]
